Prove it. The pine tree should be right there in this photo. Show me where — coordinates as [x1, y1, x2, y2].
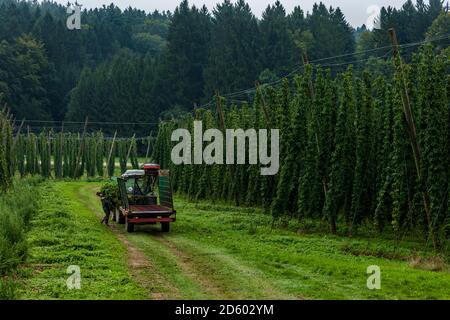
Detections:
[166, 0, 211, 108]
[260, 1, 294, 76]
[203, 0, 261, 97]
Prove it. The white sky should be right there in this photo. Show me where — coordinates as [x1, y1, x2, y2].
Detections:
[53, 0, 410, 27]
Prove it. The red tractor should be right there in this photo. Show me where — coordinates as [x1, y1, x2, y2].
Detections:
[116, 164, 176, 233]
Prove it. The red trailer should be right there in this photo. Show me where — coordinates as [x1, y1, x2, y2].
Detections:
[116, 164, 176, 233]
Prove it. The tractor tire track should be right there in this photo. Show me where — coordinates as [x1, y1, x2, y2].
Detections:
[153, 235, 300, 300]
[151, 234, 234, 299]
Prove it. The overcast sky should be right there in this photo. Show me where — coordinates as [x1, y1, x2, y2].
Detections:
[55, 0, 409, 27]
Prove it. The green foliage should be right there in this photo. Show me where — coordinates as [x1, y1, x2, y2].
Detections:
[100, 181, 121, 209]
[154, 45, 449, 245]
[0, 177, 41, 298]
[106, 139, 117, 177]
[426, 12, 450, 50]
[166, 0, 210, 109]
[323, 67, 356, 233]
[95, 132, 104, 177]
[3, 123, 151, 179]
[0, 109, 13, 189]
[118, 140, 128, 173]
[1, 0, 446, 130]
[203, 0, 260, 97]
[129, 136, 139, 169]
[0, 34, 53, 120]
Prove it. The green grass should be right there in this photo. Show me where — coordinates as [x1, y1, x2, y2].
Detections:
[167, 198, 450, 299]
[78, 182, 450, 300]
[18, 182, 147, 299]
[19, 181, 450, 300]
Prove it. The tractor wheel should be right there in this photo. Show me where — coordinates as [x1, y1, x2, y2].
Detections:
[125, 218, 134, 233]
[161, 222, 170, 233]
[117, 210, 125, 224]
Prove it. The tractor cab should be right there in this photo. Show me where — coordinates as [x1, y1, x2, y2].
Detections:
[116, 164, 176, 233]
[121, 169, 157, 205]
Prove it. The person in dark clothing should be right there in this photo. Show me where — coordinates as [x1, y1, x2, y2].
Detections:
[97, 192, 111, 225]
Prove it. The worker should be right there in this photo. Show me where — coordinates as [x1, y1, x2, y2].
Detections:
[97, 192, 111, 225]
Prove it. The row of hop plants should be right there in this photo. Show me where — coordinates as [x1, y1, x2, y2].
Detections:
[153, 45, 450, 246]
[0, 106, 41, 299]
[0, 108, 13, 190]
[11, 130, 154, 179]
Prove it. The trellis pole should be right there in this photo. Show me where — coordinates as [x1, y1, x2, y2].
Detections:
[106, 130, 117, 177]
[388, 28, 436, 249]
[73, 117, 88, 178]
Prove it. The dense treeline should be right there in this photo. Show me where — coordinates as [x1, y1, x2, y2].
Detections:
[0, 0, 448, 134]
[357, 0, 448, 56]
[0, 0, 170, 125]
[153, 45, 450, 245]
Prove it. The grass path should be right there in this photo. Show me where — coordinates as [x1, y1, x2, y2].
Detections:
[19, 181, 450, 299]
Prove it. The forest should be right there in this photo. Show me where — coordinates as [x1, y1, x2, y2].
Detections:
[0, 0, 448, 135]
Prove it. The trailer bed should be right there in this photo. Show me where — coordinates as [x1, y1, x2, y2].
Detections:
[116, 168, 176, 232]
[125, 204, 176, 221]
[129, 204, 174, 214]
